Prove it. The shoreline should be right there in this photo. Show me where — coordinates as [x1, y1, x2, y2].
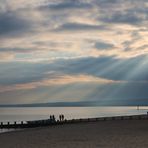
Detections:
[0, 114, 148, 134]
[0, 114, 148, 129]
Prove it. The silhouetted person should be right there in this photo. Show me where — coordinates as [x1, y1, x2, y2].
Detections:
[59, 115, 62, 121]
[52, 115, 55, 122]
[50, 115, 52, 120]
[62, 114, 64, 121]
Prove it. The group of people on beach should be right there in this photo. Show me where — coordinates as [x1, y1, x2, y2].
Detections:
[59, 114, 65, 121]
[49, 114, 65, 122]
[50, 115, 56, 122]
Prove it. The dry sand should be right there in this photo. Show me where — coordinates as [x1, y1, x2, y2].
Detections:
[0, 119, 148, 148]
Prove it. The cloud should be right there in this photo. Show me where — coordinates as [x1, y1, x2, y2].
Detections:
[0, 11, 32, 37]
[39, 0, 92, 11]
[0, 52, 14, 61]
[54, 22, 107, 32]
[97, 0, 148, 26]
[0, 47, 33, 53]
[1, 74, 148, 105]
[101, 13, 141, 25]
[0, 0, 148, 105]
[1, 55, 148, 87]
[54, 55, 148, 82]
[95, 41, 114, 50]
[0, 55, 148, 104]
[0, 74, 118, 93]
[0, 0, 147, 61]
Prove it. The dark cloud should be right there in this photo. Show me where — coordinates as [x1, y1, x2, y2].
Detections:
[54, 23, 107, 32]
[39, 0, 92, 11]
[94, 0, 119, 7]
[53, 55, 148, 81]
[0, 62, 50, 85]
[0, 48, 33, 53]
[95, 0, 148, 26]
[1, 55, 147, 86]
[1, 55, 148, 104]
[95, 41, 114, 50]
[0, 56, 148, 84]
[100, 12, 141, 25]
[0, 11, 32, 37]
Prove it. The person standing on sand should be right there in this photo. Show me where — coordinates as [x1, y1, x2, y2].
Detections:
[62, 114, 64, 121]
[52, 115, 55, 122]
[50, 115, 52, 121]
[59, 115, 60, 121]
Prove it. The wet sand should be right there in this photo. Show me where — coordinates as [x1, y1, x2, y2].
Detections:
[0, 119, 148, 148]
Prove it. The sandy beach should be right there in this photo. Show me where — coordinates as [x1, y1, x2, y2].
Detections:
[0, 119, 148, 148]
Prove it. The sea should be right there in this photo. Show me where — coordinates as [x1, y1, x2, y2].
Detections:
[0, 106, 148, 133]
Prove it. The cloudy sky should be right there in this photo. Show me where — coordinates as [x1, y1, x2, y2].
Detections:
[0, 0, 148, 105]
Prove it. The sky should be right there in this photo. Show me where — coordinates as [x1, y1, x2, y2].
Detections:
[0, 0, 148, 105]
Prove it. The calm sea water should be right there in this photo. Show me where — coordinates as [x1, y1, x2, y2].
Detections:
[0, 106, 148, 133]
[0, 106, 147, 123]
